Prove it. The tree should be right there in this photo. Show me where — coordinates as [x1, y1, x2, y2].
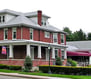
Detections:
[63, 27, 73, 41]
[24, 56, 32, 72]
[55, 57, 62, 65]
[73, 29, 86, 41]
[87, 33, 91, 40]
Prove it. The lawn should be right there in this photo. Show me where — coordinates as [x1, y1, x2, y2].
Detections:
[0, 69, 91, 79]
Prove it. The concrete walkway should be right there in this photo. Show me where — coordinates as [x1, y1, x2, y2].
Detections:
[0, 72, 71, 79]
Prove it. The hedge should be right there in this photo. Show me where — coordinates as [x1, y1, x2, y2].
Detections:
[39, 65, 91, 75]
[0, 64, 22, 70]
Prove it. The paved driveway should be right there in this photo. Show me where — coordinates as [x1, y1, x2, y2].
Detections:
[0, 75, 29, 79]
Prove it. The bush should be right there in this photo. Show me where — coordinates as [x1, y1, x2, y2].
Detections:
[0, 64, 8, 69]
[56, 57, 62, 65]
[39, 65, 91, 75]
[67, 58, 77, 66]
[24, 56, 32, 72]
[8, 65, 22, 70]
[0, 64, 22, 70]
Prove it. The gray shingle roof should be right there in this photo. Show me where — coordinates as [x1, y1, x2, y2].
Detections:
[0, 9, 66, 33]
[67, 41, 91, 50]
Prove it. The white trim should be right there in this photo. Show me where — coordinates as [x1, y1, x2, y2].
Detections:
[30, 28, 33, 40]
[26, 44, 31, 57]
[52, 47, 55, 59]
[9, 45, 13, 58]
[38, 45, 41, 58]
[61, 34, 64, 44]
[4, 28, 8, 40]
[53, 33, 58, 44]
[55, 48, 58, 58]
[45, 31, 50, 38]
[12, 27, 17, 40]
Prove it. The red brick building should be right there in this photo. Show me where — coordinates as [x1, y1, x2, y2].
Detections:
[0, 9, 67, 66]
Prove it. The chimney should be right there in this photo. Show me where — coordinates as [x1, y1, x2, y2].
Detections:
[37, 10, 42, 26]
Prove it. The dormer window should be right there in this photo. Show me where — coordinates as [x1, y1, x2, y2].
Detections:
[0, 15, 5, 23]
[41, 21, 46, 26]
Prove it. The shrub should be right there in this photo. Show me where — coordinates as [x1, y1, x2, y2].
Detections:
[67, 58, 77, 66]
[24, 56, 32, 72]
[0, 64, 8, 69]
[0, 64, 22, 70]
[8, 65, 22, 70]
[39, 65, 91, 75]
[55, 57, 62, 65]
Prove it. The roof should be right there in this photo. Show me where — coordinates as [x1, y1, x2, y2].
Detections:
[67, 41, 91, 51]
[0, 9, 66, 34]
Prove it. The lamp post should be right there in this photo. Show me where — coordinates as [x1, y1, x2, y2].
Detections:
[48, 44, 51, 74]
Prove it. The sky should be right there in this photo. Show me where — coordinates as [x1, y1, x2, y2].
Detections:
[0, 0, 91, 33]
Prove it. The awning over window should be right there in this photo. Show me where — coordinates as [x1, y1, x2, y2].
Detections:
[67, 51, 91, 56]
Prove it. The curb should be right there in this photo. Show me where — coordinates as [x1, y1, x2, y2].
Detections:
[0, 72, 71, 79]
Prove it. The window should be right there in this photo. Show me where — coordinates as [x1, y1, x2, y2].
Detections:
[41, 20, 46, 26]
[4, 28, 8, 40]
[0, 15, 5, 23]
[61, 34, 64, 43]
[61, 49, 65, 60]
[30, 28, 33, 40]
[45, 31, 50, 38]
[53, 33, 58, 43]
[12, 28, 16, 39]
[55, 49, 58, 58]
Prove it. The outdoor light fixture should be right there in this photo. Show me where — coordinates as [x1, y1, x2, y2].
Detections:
[48, 44, 51, 74]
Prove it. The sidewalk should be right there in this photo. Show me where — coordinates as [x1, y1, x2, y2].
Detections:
[0, 72, 71, 79]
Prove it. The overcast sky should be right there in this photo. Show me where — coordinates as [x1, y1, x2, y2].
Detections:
[0, 0, 91, 33]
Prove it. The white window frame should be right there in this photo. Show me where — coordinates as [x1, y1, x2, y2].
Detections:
[55, 48, 58, 58]
[12, 28, 17, 40]
[53, 33, 58, 43]
[61, 49, 65, 60]
[61, 34, 64, 44]
[4, 28, 8, 40]
[45, 31, 50, 38]
[30, 28, 33, 40]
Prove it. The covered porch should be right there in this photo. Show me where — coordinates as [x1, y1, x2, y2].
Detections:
[0, 40, 67, 66]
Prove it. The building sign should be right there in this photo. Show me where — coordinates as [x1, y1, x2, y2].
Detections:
[2, 46, 6, 55]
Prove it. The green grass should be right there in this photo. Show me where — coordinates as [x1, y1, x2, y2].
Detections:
[0, 69, 91, 79]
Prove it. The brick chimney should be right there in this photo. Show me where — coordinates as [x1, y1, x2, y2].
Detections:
[37, 10, 42, 26]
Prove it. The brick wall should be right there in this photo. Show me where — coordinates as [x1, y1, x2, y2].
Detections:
[17, 27, 21, 39]
[22, 27, 30, 40]
[0, 29, 4, 40]
[8, 28, 12, 40]
[40, 30, 52, 43]
[33, 29, 39, 41]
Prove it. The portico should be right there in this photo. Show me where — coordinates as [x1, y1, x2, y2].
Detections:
[0, 40, 67, 66]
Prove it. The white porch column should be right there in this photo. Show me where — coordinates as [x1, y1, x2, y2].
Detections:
[64, 48, 67, 59]
[89, 56, 91, 65]
[9, 45, 13, 58]
[52, 47, 55, 59]
[26, 44, 31, 57]
[38, 45, 41, 58]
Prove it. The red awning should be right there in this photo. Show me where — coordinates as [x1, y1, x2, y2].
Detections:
[67, 51, 91, 56]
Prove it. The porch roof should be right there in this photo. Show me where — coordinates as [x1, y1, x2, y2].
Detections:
[0, 40, 67, 48]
